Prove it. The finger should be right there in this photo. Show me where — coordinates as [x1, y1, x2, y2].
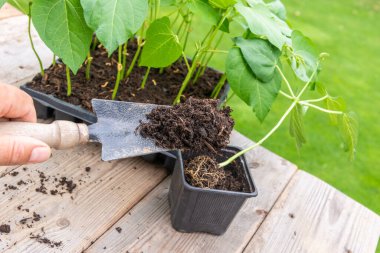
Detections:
[0, 135, 51, 166]
[0, 83, 37, 123]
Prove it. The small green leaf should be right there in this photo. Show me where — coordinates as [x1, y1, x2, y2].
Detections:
[7, 0, 32, 14]
[246, 0, 286, 20]
[325, 97, 345, 125]
[235, 37, 281, 83]
[32, 0, 93, 74]
[235, 2, 291, 49]
[290, 30, 318, 82]
[81, 0, 148, 55]
[289, 103, 306, 150]
[208, 0, 236, 9]
[340, 112, 358, 160]
[140, 17, 182, 68]
[226, 47, 281, 122]
[0, 0, 7, 9]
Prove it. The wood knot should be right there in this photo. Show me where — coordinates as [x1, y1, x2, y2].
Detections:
[256, 209, 268, 216]
[251, 162, 260, 169]
[56, 218, 70, 228]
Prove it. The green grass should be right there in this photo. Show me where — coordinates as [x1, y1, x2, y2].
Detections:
[180, 0, 380, 214]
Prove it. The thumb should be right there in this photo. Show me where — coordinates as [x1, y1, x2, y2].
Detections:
[0, 135, 51, 165]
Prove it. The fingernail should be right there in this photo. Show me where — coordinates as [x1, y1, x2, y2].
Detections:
[29, 147, 51, 163]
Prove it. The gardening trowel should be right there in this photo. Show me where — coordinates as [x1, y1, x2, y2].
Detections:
[0, 99, 170, 161]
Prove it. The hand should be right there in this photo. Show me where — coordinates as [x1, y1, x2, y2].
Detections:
[0, 82, 51, 165]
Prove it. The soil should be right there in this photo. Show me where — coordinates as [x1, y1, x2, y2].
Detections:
[26, 40, 226, 112]
[183, 149, 251, 192]
[30, 233, 62, 248]
[0, 224, 10, 234]
[137, 97, 234, 153]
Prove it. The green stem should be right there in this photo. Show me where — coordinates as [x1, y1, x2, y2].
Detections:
[126, 43, 142, 79]
[299, 102, 343, 114]
[211, 74, 227, 99]
[66, 66, 72, 97]
[182, 14, 192, 52]
[28, 3, 44, 77]
[155, 0, 160, 19]
[171, 11, 180, 28]
[304, 95, 329, 103]
[141, 67, 151, 89]
[182, 51, 190, 71]
[279, 90, 294, 100]
[223, 91, 235, 106]
[219, 66, 320, 168]
[112, 46, 123, 100]
[52, 54, 56, 66]
[121, 43, 127, 79]
[199, 32, 225, 77]
[275, 65, 295, 97]
[91, 36, 98, 51]
[85, 52, 92, 80]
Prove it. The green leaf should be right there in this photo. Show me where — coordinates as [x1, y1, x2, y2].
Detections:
[0, 0, 6, 9]
[226, 47, 281, 122]
[234, 37, 281, 83]
[235, 2, 291, 49]
[290, 30, 318, 82]
[325, 97, 345, 125]
[246, 0, 286, 20]
[140, 17, 182, 68]
[188, 0, 220, 27]
[81, 0, 148, 55]
[160, 0, 176, 6]
[7, 0, 32, 14]
[32, 0, 92, 74]
[340, 112, 358, 160]
[208, 0, 236, 9]
[289, 103, 306, 150]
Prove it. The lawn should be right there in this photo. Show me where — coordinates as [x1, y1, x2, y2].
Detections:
[183, 0, 380, 217]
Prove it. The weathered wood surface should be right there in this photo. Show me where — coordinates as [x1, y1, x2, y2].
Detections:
[0, 10, 379, 253]
[0, 4, 22, 20]
[244, 171, 380, 253]
[0, 15, 52, 84]
[86, 131, 298, 253]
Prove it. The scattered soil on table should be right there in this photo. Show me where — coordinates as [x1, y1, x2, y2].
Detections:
[0, 224, 10, 234]
[115, 227, 122, 233]
[184, 150, 251, 192]
[35, 171, 77, 196]
[137, 98, 234, 153]
[30, 233, 62, 248]
[26, 40, 227, 112]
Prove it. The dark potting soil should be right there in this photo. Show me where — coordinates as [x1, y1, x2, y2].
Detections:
[26, 40, 226, 112]
[137, 98, 234, 153]
[184, 151, 251, 193]
[0, 224, 11, 234]
[30, 233, 62, 248]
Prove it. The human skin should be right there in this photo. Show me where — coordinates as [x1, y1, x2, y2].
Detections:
[0, 82, 51, 165]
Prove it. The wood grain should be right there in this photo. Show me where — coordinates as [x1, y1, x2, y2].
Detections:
[0, 15, 52, 84]
[86, 131, 298, 253]
[0, 143, 167, 252]
[244, 170, 380, 253]
[0, 4, 22, 20]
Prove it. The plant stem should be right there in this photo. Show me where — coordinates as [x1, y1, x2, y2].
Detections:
[219, 100, 297, 168]
[28, 3, 44, 77]
[182, 14, 192, 52]
[112, 46, 123, 100]
[52, 54, 56, 66]
[155, 0, 160, 19]
[219, 66, 320, 168]
[299, 101, 343, 114]
[126, 43, 142, 79]
[66, 66, 72, 96]
[279, 90, 294, 100]
[182, 52, 190, 71]
[211, 74, 227, 99]
[91, 36, 98, 51]
[121, 43, 127, 79]
[304, 95, 329, 103]
[224, 91, 235, 106]
[171, 12, 180, 28]
[199, 32, 225, 76]
[275, 65, 294, 97]
[141, 67, 151, 89]
[85, 52, 92, 80]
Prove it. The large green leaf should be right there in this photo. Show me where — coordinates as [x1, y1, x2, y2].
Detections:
[160, 0, 176, 6]
[289, 103, 306, 150]
[290, 30, 318, 82]
[235, 37, 281, 83]
[7, 0, 32, 14]
[140, 17, 182, 68]
[235, 2, 291, 49]
[246, 0, 286, 20]
[81, 0, 148, 55]
[208, 0, 235, 9]
[340, 112, 358, 160]
[226, 47, 281, 122]
[32, 0, 92, 74]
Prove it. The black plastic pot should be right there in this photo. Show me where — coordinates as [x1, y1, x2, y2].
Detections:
[168, 146, 258, 235]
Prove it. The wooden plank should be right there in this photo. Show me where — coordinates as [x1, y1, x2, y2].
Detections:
[86, 131, 298, 253]
[0, 4, 22, 20]
[0, 143, 168, 252]
[0, 15, 52, 84]
[244, 170, 380, 253]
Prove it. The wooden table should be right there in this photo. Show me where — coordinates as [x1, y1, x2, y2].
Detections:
[1, 10, 379, 253]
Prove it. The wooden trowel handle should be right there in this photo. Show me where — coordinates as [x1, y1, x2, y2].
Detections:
[0, 120, 89, 149]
